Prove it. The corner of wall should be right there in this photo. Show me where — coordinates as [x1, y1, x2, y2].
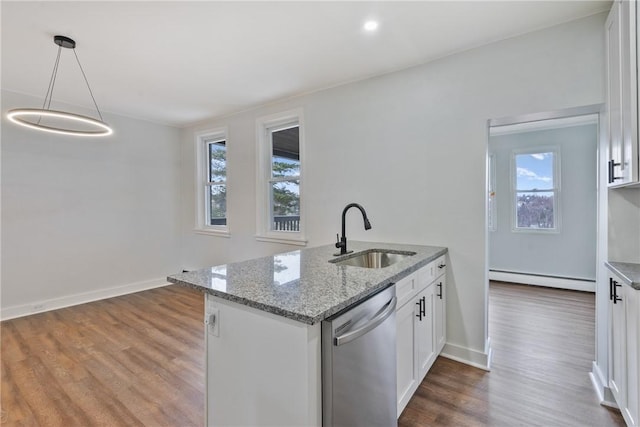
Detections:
[440, 340, 492, 371]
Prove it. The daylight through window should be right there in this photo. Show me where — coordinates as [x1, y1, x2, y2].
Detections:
[269, 125, 300, 232]
[513, 150, 558, 231]
[206, 138, 227, 226]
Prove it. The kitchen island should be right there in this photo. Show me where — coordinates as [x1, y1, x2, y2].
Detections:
[168, 241, 447, 426]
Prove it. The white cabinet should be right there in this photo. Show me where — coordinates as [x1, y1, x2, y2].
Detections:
[606, 0, 639, 187]
[396, 274, 419, 412]
[415, 282, 436, 378]
[395, 258, 447, 416]
[610, 275, 627, 408]
[609, 272, 640, 427]
[626, 284, 639, 427]
[434, 256, 447, 353]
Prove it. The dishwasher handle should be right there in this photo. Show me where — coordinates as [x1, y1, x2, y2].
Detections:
[334, 296, 397, 346]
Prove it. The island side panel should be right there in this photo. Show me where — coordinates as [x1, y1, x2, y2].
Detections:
[205, 294, 322, 427]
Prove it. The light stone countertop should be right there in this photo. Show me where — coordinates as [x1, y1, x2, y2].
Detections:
[167, 241, 447, 324]
[606, 261, 640, 290]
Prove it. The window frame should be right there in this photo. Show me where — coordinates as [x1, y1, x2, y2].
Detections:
[194, 127, 230, 237]
[256, 109, 306, 245]
[510, 147, 561, 234]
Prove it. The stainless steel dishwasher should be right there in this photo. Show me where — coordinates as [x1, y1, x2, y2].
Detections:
[322, 283, 397, 427]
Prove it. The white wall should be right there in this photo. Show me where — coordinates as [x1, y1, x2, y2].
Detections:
[489, 123, 598, 280]
[1, 90, 182, 318]
[179, 14, 606, 365]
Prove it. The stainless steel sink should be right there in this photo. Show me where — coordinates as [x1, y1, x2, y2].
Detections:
[330, 250, 416, 269]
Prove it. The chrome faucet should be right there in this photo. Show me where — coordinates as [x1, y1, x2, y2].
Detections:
[334, 203, 372, 256]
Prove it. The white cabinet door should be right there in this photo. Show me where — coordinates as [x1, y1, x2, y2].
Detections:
[606, 0, 639, 186]
[625, 286, 639, 427]
[610, 276, 627, 411]
[434, 274, 446, 354]
[620, 0, 638, 185]
[396, 296, 418, 414]
[607, 0, 625, 185]
[395, 260, 447, 417]
[416, 283, 436, 379]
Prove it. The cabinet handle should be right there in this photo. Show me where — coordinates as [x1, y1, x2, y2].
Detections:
[609, 277, 614, 301]
[613, 280, 623, 304]
[415, 296, 426, 320]
[608, 160, 622, 183]
[437, 282, 443, 299]
[438, 263, 446, 269]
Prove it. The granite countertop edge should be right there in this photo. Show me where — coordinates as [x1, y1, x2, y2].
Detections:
[168, 242, 447, 325]
[605, 261, 640, 290]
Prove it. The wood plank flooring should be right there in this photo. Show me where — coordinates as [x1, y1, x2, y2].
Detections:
[1, 281, 625, 426]
[1, 286, 205, 426]
[399, 281, 625, 427]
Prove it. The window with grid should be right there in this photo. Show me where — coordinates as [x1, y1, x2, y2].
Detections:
[512, 149, 559, 232]
[256, 110, 305, 244]
[195, 129, 228, 235]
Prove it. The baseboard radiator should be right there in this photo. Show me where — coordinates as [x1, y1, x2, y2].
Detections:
[489, 270, 595, 292]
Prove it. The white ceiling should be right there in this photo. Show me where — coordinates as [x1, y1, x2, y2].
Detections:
[1, 1, 611, 128]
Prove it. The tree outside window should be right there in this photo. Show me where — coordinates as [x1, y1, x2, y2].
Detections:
[269, 126, 300, 232]
[207, 140, 227, 226]
[513, 150, 559, 231]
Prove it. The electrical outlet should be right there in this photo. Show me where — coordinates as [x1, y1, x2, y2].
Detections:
[205, 308, 220, 337]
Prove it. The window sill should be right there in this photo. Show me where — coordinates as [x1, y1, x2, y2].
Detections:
[511, 227, 560, 234]
[194, 228, 231, 238]
[255, 235, 307, 246]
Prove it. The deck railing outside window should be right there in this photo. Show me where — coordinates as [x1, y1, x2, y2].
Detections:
[272, 215, 300, 231]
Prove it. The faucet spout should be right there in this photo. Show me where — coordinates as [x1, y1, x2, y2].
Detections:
[335, 203, 372, 256]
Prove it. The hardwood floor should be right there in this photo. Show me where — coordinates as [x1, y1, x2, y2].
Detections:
[399, 281, 625, 427]
[1, 281, 625, 426]
[1, 286, 205, 426]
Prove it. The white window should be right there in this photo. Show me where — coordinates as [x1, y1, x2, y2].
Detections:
[256, 109, 305, 245]
[195, 128, 229, 236]
[512, 148, 560, 232]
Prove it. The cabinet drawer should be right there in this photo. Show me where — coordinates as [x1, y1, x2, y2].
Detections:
[396, 272, 418, 308]
[418, 261, 436, 289]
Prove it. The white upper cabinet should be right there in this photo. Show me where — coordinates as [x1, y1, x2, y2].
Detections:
[606, 0, 639, 187]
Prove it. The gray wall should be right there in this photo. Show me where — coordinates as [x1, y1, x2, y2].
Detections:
[489, 123, 598, 280]
[1, 90, 182, 317]
[179, 13, 606, 365]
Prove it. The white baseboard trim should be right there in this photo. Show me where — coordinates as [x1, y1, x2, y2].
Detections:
[440, 341, 492, 371]
[590, 361, 618, 408]
[489, 270, 595, 292]
[1, 278, 170, 321]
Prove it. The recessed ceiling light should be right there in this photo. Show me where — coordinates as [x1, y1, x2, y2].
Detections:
[364, 20, 378, 32]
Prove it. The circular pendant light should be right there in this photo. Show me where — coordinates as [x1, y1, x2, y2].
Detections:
[7, 35, 113, 137]
[7, 109, 112, 136]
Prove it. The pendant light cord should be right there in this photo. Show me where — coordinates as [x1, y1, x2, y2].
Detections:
[73, 49, 104, 122]
[38, 45, 62, 124]
[39, 44, 104, 123]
